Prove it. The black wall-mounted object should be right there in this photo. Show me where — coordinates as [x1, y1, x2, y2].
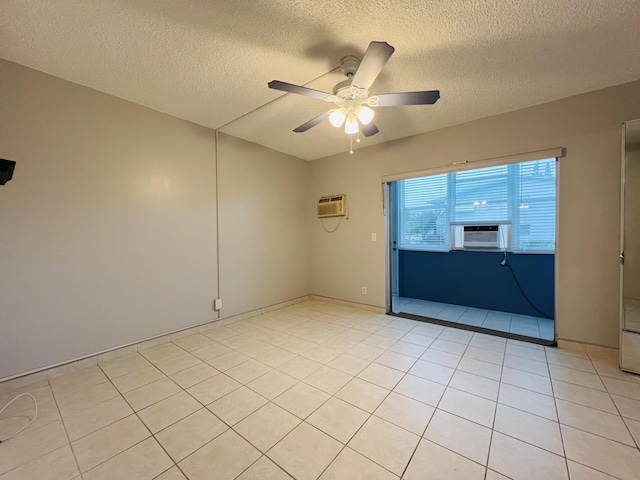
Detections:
[0, 159, 16, 185]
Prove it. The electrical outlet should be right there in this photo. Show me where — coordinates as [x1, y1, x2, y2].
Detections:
[214, 298, 223, 310]
[362, 286, 367, 295]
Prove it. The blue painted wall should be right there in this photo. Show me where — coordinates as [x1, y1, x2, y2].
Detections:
[398, 250, 554, 318]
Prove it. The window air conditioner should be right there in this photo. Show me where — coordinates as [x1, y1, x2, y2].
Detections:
[317, 194, 346, 218]
[462, 225, 500, 249]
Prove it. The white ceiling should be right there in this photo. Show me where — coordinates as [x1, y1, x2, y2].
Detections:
[1, 1, 639, 160]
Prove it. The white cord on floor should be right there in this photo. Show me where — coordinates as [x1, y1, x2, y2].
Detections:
[0, 393, 38, 443]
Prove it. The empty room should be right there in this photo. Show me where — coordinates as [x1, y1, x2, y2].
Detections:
[1, 1, 640, 479]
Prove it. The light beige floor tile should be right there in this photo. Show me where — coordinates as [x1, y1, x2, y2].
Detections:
[335, 377, 390, 413]
[63, 396, 133, 441]
[420, 348, 462, 369]
[186, 373, 241, 405]
[71, 414, 150, 472]
[153, 353, 201, 376]
[123, 377, 181, 411]
[546, 351, 596, 373]
[362, 334, 397, 350]
[458, 357, 503, 381]
[449, 370, 499, 401]
[486, 470, 511, 480]
[463, 345, 504, 365]
[267, 423, 342, 480]
[226, 359, 272, 384]
[408, 360, 455, 385]
[327, 354, 371, 376]
[140, 343, 186, 364]
[501, 366, 553, 395]
[191, 342, 232, 361]
[388, 340, 427, 358]
[348, 415, 419, 476]
[256, 348, 297, 368]
[494, 404, 563, 455]
[505, 343, 548, 362]
[488, 432, 568, 480]
[179, 429, 260, 480]
[612, 394, 640, 421]
[49, 366, 108, 397]
[319, 447, 398, 480]
[346, 343, 385, 361]
[624, 417, 640, 449]
[0, 444, 78, 480]
[82, 437, 173, 480]
[438, 329, 473, 345]
[207, 386, 268, 426]
[404, 439, 485, 480]
[549, 365, 605, 391]
[56, 381, 120, 417]
[99, 353, 152, 379]
[374, 351, 417, 372]
[236, 456, 292, 480]
[172, 334, 215, 352]
[247, 370, 298, 400]
[392, 374, 445, 407]
[0, 383, 55, 415]
[601, 376, 640, 400]
[374, 392, 434, 435]
[424, 409, 491, 465]
[154, 466, 188, 480]
[561, 425, 640, 480]
[273, 382, 330, 419]
[202, 326, 241, 342]
[356, 363, 404, 390]
[498, 383, 557, 421]
[307, 397, 369, 443]
[402, 332, 437, 347]
[301, 345, 342, 364]
[376, 326, 408, 340]
[304, 366, 352, 395]
[503, 354, 549, 377]
[137, 391, 201, 433]
[469, 336, 506, 353]
[556, 399, 634, 446]
[234, 402, 301, 452]
[206, 350, 251, 371]
[430, 338, 468, 356]
[277, 356, 323, 380]
[0, 395, 60, 438]
[567, 461, 619, 479]
[110, 366, 165, 394]
[169, 362, 218, 389]
[439, 388, 496, 427]
[155, 408, 228, 462]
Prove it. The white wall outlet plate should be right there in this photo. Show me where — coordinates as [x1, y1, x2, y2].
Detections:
[214, 298, 223, 310]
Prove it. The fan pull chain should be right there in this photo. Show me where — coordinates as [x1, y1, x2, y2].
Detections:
[349, 135, 354, 154]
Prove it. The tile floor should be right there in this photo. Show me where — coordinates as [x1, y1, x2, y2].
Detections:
[393, 296, 555, 341]
[1, 300, 639, 479]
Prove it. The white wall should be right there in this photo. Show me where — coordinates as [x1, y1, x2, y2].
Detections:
[309, 80, 640, 348]
[217, 134, 310, 317]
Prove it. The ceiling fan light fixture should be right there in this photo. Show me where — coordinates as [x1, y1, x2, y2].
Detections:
[345, 113, 358, 134]
[329, 108, 347, 128]
[356, 106, 374, 125]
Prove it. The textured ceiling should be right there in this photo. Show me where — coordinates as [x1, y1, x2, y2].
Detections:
[1, 1, 640, 160]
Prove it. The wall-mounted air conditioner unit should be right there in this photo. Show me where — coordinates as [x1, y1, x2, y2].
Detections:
[462, 225, 500, 249]
[317, 194, 346, 218]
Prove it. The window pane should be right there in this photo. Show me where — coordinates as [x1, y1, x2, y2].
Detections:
[454, 165, 509, 223]
[400, 174, 449, 249]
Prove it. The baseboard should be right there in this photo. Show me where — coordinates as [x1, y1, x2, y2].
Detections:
[0, 295, 312, 388]
[309, 295, 386, 314]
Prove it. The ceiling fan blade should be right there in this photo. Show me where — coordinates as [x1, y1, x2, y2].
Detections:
[361, 122, 379, 137]
[375, 90, 440, 106]
[293, 111, 330, 133]
[268, 80, 331, 100]
[351, 41, 395, 91]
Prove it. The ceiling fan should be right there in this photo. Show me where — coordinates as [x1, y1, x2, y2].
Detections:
[268, 41, 440, 139]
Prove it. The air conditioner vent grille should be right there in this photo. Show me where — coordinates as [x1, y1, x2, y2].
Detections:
[317, 194, 346, 218]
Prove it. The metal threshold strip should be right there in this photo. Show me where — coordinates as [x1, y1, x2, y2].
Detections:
[389, 311, 557, 347]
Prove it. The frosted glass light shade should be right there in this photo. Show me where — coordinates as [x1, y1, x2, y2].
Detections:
[345, 114, 358, 134]
[329, 108, 347, 128]
[356, 106, 374, 125]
